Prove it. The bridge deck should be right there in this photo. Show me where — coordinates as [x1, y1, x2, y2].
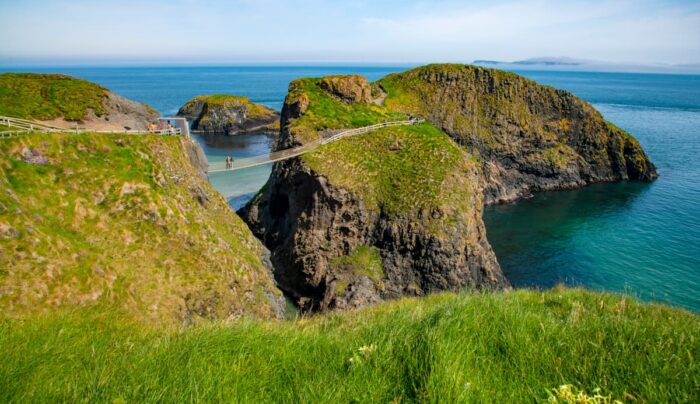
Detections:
[0, 115, 424, 174]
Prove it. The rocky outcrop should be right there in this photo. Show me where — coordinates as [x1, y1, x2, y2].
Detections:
[68, 91, 160, 132]
[177, 95, 280, 135]
[241, 75, 508, 312]
[379, 64, 657, 204]
[319, 75, 373, 103]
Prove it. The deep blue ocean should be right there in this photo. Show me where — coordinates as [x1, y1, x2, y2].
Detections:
[3, 66, 698, 311]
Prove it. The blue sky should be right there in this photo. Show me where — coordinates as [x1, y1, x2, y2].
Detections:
[1, 0, 699, 65]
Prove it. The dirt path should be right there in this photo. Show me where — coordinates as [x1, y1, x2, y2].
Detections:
[373, 87, 388, 106]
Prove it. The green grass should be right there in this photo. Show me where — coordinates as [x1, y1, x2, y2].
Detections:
[0, 132, 281, 324]
[1, 288, 697, 402]
[302, 123, 470, 216]
[0, 73, 109, 121]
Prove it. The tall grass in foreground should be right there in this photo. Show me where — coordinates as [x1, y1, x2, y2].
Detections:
[1, 287, 698, 403]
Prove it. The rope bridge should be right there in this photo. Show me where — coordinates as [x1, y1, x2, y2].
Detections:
[0, 115, 424, 173]
[206, 119, 423, 173]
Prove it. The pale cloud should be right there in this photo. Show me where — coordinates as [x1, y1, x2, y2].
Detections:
[0, 0, 698, 64]
[357, 1, 700, 63]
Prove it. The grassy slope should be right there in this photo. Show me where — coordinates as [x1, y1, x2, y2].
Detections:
[302, 123, 473, 217]
[0, 73, 108, 121]
[0, 133, 281, 324]
[1, 288, 697, 402]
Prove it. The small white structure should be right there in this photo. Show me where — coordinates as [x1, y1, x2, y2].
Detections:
[157, 117, 189, 136]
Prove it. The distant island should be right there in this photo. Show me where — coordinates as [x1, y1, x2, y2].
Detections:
[474, 56, 591, 66]
[473, 56, 700, 74]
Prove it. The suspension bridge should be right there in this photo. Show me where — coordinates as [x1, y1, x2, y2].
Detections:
[207, 120, 422, 173]
[1, 115, 423, 173]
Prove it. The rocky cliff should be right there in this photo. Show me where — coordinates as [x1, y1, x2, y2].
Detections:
[242, 66, 658, 313]
[177, 95, 280, 135]
[379, 64, 657, 204]
[0, 73, 160, 132]
[241, 75, 507, 311]
[0, 133, 284, 325]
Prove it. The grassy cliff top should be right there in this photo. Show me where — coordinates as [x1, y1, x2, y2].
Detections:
[185, 94, 278, 120]
[0, 132, 281, 324]
[1, 287, 697, 402]
[302, 123, 477, 217]
[377, 64, 634, 153]
[0, 73, 109, 121]
[284, 77, 405, 144]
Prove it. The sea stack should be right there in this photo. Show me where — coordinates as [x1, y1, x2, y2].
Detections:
[177, 94, 280, 135]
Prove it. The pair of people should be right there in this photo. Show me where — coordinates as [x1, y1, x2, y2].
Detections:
[225, 155, 234, 169]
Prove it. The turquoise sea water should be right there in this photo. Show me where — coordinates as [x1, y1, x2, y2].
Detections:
[3, 66, 698, 311]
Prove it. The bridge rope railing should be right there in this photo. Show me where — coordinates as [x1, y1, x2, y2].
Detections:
[207, 119, 423, 173]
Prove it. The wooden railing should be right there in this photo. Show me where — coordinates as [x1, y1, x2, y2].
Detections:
[0, 115, 182, 137]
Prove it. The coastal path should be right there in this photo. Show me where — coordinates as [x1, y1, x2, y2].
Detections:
[0, 115, 182, 138]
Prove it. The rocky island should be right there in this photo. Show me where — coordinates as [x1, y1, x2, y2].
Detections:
[0, 73, 160, 132]
[242, 64, 656, 312]
[177, 94, 280, 135]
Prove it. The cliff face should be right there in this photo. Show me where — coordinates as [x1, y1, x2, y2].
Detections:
[0, 133, 284, 325]
[0, 73, 160, 132]
[241, 75, 507, 311]
[379, 64, 657, 204]
[177, 95, 280, 135]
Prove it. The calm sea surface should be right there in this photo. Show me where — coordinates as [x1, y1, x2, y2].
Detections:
[4, 66, 698, 311]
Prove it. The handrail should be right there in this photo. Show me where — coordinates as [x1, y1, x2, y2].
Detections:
[0, 115, 183, 137]
[207, 119, 423, 173]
